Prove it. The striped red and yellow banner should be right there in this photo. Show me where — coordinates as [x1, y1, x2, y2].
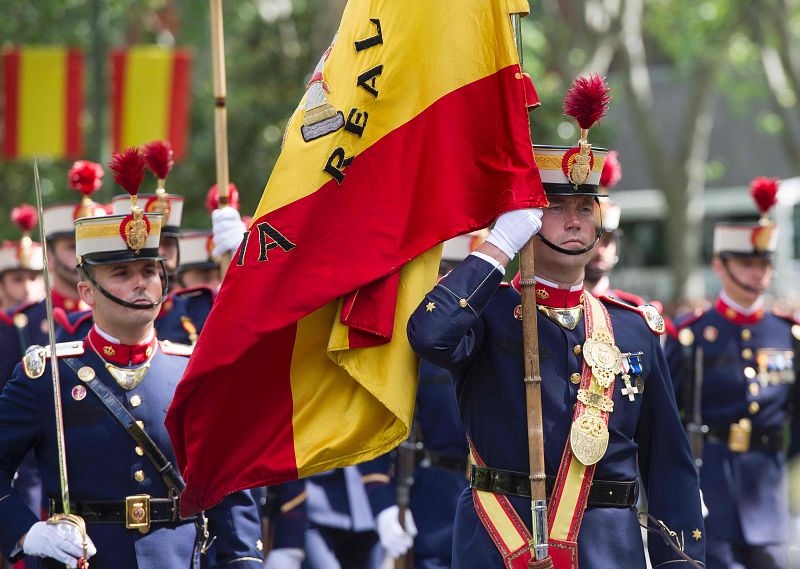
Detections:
[167, 0, 547, 516]
[109, 46, 192, 160]
[2, 46, 83, 160]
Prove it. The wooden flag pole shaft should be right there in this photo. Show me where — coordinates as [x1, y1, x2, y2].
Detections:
[519, 240, 552, 568]
[511, 13, 553, 569]
[210, 0, 232, 275]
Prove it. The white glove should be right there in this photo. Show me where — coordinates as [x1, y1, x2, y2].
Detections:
[22, 521, 97, 568]
[376, 505, 417, 559]
[264, 547, 304, 569]
[486, 208, 544, 260]
[211, 206, 247, 257]
[700, 489, 708, 518]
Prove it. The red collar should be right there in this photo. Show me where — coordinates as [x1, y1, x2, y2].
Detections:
[51, 288, 88, 313]
[512, 273, 585, 309]
[714, 296, 765, 325]
[85, 326, 158, 366]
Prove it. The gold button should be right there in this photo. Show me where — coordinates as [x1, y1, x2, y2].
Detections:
[744, 367, 756, 379]
[573, 345, 582, 356]
[749, 383, 760, 396]
[741, 348, 753, 360]
[77, 367, 96, 383]
[748, 401, 760, 414]
[130, 395, 142, 408]
[135, 446, 144, 456]
[459, 299, 468, 308]
[741, 329, 752, 341]
[570, 373, 582, 384]
[134, 470, 145, 482]
[136, 420, 145, 430]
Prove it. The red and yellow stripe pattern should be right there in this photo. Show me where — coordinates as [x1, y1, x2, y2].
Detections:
[109, 46, 192, 160]
[167, 0, 545, 516]
[2, 46, 83, 160]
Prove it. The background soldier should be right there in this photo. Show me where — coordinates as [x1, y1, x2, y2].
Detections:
[177, 230, 222, 290]
[668, 177, 799, 569]
[0, 205, 44, 312]
[0, 149, 263, 569]
[407, 76, 705, 569]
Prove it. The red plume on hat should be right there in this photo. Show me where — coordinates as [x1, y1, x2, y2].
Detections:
[599, 150, 622, 189]
[205, 183, 240, 213]
[563, 74, 612, 131]
[750, 177, 779, 218]
[109, 147, 146, 197]
[68, 160, 104, 196]
[143, 140, 174, 181]
[11, 204, 37, 234]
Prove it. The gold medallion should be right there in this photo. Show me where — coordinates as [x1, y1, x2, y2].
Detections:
[570, 409, 609, 466]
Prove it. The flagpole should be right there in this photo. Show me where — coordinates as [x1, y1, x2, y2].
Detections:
[210, 0, 232, 275]
[511, 14, 554, 569]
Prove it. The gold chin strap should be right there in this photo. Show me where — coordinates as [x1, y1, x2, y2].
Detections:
[47, 514, 90, 568]
[537, 305, 583, 330]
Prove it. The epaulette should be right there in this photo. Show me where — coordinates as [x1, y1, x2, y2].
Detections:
[53, 308, 93, 336]
[600, 296, 665, 335]
[172, 285, 216, 301]
[8, 300, 38, 329]
[22, 341, 86, 379]
[160, 340, 194, 357]
[674, 307, 709, 330]
[772, 310, 800, 340]
[607, 288, 646, 307]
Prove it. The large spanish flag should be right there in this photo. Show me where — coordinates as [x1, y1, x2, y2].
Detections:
[109, 46, 192, 160]
[2, 46, 83, 160]
[167, 0, 547, 516]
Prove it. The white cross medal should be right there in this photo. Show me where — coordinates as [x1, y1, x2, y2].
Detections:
[620, 352, 644, 401]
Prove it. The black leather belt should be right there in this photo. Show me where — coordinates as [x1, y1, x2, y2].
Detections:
[419, 449, 468, 474]
[469, 465, 638, 508]
[49, 497, 196, 524]
[706, 424, 784, 453]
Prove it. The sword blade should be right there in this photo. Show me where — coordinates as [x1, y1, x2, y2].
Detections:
[34, 158, 72, 515]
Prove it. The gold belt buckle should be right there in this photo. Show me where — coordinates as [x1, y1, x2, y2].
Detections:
[728, 419, 752, 453]
[125, 494, 151, 534]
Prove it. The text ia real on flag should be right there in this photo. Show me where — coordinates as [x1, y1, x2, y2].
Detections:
[166, 0, 547, 517]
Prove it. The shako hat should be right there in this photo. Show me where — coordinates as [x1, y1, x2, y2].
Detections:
[0, 204, 44, 273]
[76, 147, 163, 266]
[533, 75, 611, 197]
[178, 231, 219, 272]
[713, 177, 779, 258]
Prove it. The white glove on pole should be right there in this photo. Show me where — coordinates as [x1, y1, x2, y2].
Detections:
[376, 505, 417, 560]
[486, 209, 545, 260]
[264, 547, 304, 569]
[22, 521, 97, 568]
[211, 206, 247, 257]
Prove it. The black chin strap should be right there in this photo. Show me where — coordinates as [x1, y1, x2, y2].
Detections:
[720, 258, 766, 295]
[81, 262, 169, 310]
[536, 230, 602, 256]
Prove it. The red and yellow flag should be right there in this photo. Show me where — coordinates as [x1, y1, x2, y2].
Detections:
[109, 46, 192, 160]
[2, 46, 83, 160]
[166, 0, 546, 516]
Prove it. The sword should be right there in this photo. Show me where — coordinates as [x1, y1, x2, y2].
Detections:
[34, 159, 90, 568]
[687, 345, 706, 469]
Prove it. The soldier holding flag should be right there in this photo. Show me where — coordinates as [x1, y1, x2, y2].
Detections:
[407, 76, 705, 569]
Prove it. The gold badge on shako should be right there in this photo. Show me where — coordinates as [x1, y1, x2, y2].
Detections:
[703, 326, 718, 343]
